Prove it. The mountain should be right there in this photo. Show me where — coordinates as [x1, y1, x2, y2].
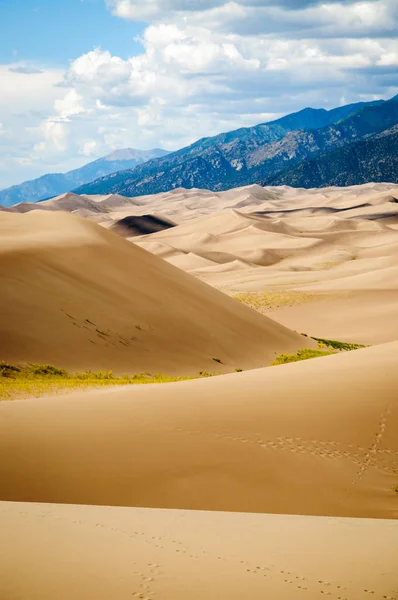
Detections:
[75, 98, 396, 197]
[0, 148, 169, 207]
[266, 125, 398, 188]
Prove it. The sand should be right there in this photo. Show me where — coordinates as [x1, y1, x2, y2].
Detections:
[2, 182, 398, 597]
[271, 290, 398, 345]
[1, 502, 397, 600]
[0, 210, 305, 374]
[0, 343, 397, 518]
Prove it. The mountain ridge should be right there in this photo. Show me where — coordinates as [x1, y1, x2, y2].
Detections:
[0, 148, 169, 207]
[266, 125, 398, 188]
[75, 96, 398, 197]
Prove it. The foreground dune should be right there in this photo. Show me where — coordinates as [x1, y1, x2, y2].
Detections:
[0, 210, 304, 374]
[0, 343, 397, 518]
[1, 502, 397, 600]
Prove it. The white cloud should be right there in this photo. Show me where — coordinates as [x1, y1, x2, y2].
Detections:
[54, 90, 84, 120]
[108, 0, 397, 38]
[56, 23, 398, 113]
[34, 120, 69, 153]
[81, 140, 98, 156]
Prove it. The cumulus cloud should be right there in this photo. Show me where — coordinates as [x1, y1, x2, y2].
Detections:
[108, 0, 397, 38]
[107, 0, 380, 21]
[58, 23, 398, 113]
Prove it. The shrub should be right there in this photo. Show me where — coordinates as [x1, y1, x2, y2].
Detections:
[311, 337, 366, 351]
[25, 364, 67, 377]
[272, 348, 335, 366]
[0, 362, 22, 378]
[0, 361, 218, 400]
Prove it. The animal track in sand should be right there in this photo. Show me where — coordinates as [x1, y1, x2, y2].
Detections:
[2, 505, 397, 599]
[174, 428, 396, 474]
[351, 404, 393, 486]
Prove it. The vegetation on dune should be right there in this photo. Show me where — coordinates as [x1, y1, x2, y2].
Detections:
[1, 333, 367, 399]
[272, 337, 366, 366]
[311, 337, 366, 351]
[233, 291, 324, 312]
[0, 362, 215, 401]
[271, 348, 335, 366]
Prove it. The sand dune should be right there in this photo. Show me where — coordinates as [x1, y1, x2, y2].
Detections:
[111, 213, 176, 237]
[0, 343, 397, 518]
[1, 501, 397, 600]
[272, 290, 398, 345]
[0, 210, 304, 374]
[118, 185, 398, 346]
[1, 183, 398, 598]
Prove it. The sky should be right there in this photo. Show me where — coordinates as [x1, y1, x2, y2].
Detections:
[0, 0, 397, 189]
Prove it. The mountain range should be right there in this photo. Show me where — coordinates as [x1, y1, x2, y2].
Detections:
[74, 96, 398, 198]
[268, 125, 398, 188]
[1, 96, 397, 208]
[0, 148, 169, 207]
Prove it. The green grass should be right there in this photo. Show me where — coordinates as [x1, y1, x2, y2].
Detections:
[271, 348, 336, 366]
[272, 335, 366, 366]
[311, 337, 366, 351]
[0, 362, 215, 401]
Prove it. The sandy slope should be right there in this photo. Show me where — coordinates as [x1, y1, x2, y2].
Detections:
[272, 290, 398, 345]
[1, 502, 397, 600]
[0, 343, 397, 518]
[0, 210, 304, 374]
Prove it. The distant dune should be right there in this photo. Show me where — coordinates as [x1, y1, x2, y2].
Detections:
[7, 183, 398, 345]
[111, 214, 176, 237]
[0, 210, 304, 374]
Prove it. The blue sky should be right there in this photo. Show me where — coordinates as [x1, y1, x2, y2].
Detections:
[0, 0, 144, 65]
[0, 0, 397, 189]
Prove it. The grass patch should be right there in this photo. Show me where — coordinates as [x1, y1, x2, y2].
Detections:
[393, 486, 398, 494]
[272, 348, 335, 366]
[311, 337, 366, 351]
[272, 336, 366, 366]
[0, 362, 215, 401]
[233, 291, 324, 313]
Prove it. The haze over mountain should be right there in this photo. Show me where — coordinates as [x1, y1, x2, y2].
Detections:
[0, 148, 169, 207]
[75, 97, 398, 198]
